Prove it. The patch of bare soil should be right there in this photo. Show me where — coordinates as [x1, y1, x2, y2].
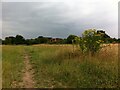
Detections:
[22, 53, 35, 88]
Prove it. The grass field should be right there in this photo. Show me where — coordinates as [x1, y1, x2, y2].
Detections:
[2, 44, 119, 88]
[2, 46, 24, 88]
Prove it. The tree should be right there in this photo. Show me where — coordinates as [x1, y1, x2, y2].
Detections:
[78, 29, 104, 55]
[61, 39, 67, 44]
[4, 36, 15, 45]
[67, 35, 78, 44]
[97, 30, 111, 43]
[14, 35, 25, 45]
[35, 36, 49, 44]
[118, 38, 120, 43]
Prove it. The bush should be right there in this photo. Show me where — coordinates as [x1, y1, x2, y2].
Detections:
[75, 29, 104, 55]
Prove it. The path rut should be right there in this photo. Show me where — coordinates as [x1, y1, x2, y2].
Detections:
[22, 52, 35, 88]
[12, 51, 35, 88]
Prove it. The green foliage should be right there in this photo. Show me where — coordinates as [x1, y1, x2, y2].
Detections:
[2, 30, 119, 45]
[118, 38, 120, 43]
[15, 35, 25, 45]
[4, 36, 16, 45]
[66, 35, 78, 44]
[76, 29, 104, 55]
[3, 35, 25, 45]
[97, 30, 111, 43]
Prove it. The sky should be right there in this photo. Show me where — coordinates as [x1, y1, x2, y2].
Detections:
[1, 0, 119, 39]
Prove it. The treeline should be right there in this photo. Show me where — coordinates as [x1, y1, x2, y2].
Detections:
[1, 35, 68, 45]
[1, 30, 120, 45]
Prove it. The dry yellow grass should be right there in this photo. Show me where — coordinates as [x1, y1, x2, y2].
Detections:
[26, 44, 118, 88]
[2, 44, 119, 88]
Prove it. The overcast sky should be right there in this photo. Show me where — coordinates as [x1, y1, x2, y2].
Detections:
[1, 0, 119, 39]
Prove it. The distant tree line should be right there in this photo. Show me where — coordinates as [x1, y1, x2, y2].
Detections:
[1, 35, 67, 45]
[1, 30, 120, 45]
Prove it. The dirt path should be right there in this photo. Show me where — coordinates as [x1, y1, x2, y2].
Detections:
[11, 51, 35, 88]
[21, 52, 35, 88]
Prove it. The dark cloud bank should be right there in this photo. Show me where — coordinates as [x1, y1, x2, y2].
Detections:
[2, 1, 118, 39]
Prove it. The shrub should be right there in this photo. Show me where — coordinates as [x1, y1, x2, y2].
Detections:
[75, 29, 104, 55]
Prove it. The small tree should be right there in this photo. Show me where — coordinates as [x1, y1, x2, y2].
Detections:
[67, 35, 78, 44]
[15, 35, 25, 45]
[77, 29, 104, 55]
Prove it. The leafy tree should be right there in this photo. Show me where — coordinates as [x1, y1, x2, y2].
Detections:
[25, 39, 36, 45]
[35, 36, 49, 44]
[74, 36, 81, 44]
[14, 35, 25, 45]
[118, 38, 120, 43]
[77, 29, 104, 55]
[67, 35, 78, 44]
[4, 36, 16, 45]
[97, 30, 112, 43]
[61, 39, 67, 44]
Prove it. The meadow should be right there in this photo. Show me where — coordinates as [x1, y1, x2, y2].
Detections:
[2, 44, 119, 88]
[2, 46, 24, 88]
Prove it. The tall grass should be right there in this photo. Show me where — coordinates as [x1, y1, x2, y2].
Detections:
[2, 44, 118, 88]
[2, 45, 24, 88]
[26, 44, 118, 88]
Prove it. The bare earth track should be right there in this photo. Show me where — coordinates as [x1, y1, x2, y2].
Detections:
[12, 52, 35, 88]
[21, 52, 35, 88]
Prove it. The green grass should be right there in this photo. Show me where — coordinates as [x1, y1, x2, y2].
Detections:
[25, 44, 118, 88]
[2, 45, 24, 88]
[2, 44, 118, 88]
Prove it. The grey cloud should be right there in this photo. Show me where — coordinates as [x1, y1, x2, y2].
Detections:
[2, 1, 118, 39]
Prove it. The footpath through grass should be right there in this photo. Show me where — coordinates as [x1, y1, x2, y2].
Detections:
[25, 44, 118, 88]
[2, 44, 118, 88]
